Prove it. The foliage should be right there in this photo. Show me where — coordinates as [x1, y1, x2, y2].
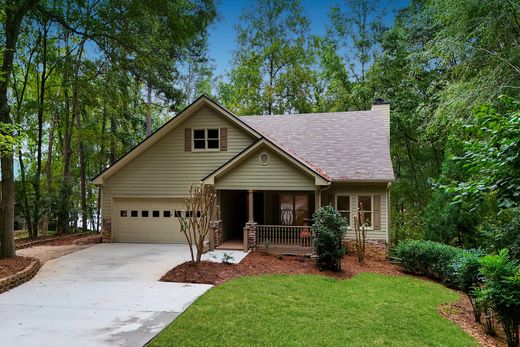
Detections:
[394, 240, 462, 285]
[312, 205, 347, 271]
[443, 97, 520, 211]
[476, 250, 520, 347]
[424, 188, 483, 247]
[221, 0, 316, 115]
[478, 207, 520, 261]
[150, 274, 477, 346]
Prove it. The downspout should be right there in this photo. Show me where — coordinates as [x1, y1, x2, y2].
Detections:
[386, 182, 392, 245]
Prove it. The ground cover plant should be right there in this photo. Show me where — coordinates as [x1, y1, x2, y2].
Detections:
[150, 273, 477, 347]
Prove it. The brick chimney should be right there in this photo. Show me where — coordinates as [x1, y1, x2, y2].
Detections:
[371, 98, 390, 142]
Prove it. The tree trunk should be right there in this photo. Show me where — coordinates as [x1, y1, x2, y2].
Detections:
[17, 149, 33, 237]
[42, 105, 57, 235]
[146, 82, 152, 136]
[96, 107, 107, 233]
[0, 0, 38, 259]
[31, 21, 49, 238]
[77, 108, 87, 233]
[110, 114, 117, 164]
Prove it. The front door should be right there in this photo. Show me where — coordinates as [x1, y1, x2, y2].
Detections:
[279, 194, 309, 226]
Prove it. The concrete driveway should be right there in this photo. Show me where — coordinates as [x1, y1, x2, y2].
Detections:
[0, 243, 212, 347]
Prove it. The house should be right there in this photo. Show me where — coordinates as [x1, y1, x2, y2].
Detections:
[92, 96, 394, 254]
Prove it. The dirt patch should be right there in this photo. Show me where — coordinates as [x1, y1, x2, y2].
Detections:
[17, 244, 92, 263]
[15, 233, 98, 249]
[439, 296, 508, 347]
[0, 256, 34, 278]
[161, 252, 402, 285]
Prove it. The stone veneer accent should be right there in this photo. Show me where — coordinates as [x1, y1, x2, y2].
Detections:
[243, 222, 257, 250]
[0, 260, 41, 294]
[344, 239, 388, 261]
[208, 220, 223, 250]
[101, 218, 112, 243]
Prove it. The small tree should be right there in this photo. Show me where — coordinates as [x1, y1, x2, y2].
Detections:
[175, 184, 217, 262]
[353, 204, 368, 263]
[312, 206, 347, 271]
[452, 249, 485, 322]
[476, 250, 520, 346]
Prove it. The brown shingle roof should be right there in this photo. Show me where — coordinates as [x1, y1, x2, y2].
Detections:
[239, 110, 395, 181]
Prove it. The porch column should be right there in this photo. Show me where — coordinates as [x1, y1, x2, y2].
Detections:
[244, 189, 257, 251]
[315, 189, 321, 211]
[248, 189, 254, 223]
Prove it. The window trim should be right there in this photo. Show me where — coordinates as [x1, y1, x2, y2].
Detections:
[335, 194, 351, 227]
[192, 128, 220, 152]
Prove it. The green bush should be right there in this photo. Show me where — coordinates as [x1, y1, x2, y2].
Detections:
[450, 249, 485, 322]
[394, 240, 463, 284]
[312, 206, 347, 271]
[476, 250, 520, 347]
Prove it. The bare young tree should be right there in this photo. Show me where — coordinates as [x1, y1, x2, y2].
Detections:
[175, 184, 217, 262]
[353, 203, 368, 263]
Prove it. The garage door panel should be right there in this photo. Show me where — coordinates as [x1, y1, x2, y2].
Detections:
[113, 197, 186, 243]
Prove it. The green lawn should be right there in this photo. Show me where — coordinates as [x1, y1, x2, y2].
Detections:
[149, 273, 477, 347]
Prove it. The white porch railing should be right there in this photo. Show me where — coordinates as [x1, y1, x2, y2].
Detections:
[256, 225, 313, 248]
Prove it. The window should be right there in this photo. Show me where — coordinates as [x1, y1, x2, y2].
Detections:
[141, 210, 149, 217]
[280, 194, 309, 226]
[163, 211, 171, 217]
[152, 210, 160, 217]
[120, 210, 127, 217]
[336, 195, 350, 226]
[131, 210, 138, 217]
[193, 128, 220, 150]
[174, 210, 183, 218]
[358, 196, 372, 227]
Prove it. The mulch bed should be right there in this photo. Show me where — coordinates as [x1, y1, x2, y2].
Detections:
[0, 256, 34, 278]
[160, 252, 403, 285]
[439, 296, 508, 347]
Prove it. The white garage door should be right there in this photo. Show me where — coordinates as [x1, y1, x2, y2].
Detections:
[113, 197, 187, 243]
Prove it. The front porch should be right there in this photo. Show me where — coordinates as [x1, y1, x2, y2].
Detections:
[210, 189, 318, 255]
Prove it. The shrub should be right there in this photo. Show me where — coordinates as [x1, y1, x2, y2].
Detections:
[475, 250, 520, 347]
[450, 249, 485, 322]
[312, 206, 347, 271]
[394, 240, 462, 284]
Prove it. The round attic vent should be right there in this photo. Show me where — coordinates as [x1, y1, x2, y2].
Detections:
[259, 152, 270, 166]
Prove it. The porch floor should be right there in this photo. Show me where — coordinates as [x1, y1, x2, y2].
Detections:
[216, 240, 244, 251]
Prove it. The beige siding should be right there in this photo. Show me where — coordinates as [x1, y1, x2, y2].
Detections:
[321, 183, 389, 241]
[214, 146, 316, 190]
[102, 106, 256, 219]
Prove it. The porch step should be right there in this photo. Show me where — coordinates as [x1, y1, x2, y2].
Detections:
[216, 240, 244, 251]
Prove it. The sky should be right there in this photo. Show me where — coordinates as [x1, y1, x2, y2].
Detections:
[207, 0, 410, 79]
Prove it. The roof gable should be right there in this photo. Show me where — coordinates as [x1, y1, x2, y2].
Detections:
[203, 139, 330, 186]
[92, 96, 261, 185]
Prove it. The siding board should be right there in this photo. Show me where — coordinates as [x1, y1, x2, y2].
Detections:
[214, 146, 316, 191]
[322, 183, 389, 241]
